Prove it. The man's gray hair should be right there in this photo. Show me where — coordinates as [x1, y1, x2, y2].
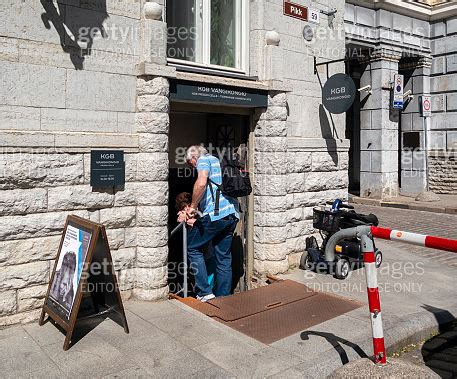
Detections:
[186, 145, 208, 161]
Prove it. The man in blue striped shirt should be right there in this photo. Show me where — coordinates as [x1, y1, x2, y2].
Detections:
[182, 145, 239, 302]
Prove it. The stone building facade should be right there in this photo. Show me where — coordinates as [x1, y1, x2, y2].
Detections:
[0, 0, 348, 326]
[345, 0, 457, 197]
[1, 0, 455, 326]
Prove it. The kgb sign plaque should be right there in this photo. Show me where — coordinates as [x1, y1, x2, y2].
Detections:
[322, 73, 357, 114]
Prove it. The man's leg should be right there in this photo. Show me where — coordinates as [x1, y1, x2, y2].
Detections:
[187, 216, 219, 297]
[212, 215, 238, 297]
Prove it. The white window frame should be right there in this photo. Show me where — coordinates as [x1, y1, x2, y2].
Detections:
[167, 0, 249, 75]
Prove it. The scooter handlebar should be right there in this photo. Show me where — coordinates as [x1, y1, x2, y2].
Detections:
[325, 201, 355, 210]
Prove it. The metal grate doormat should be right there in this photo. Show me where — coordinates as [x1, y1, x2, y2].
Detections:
[178, 280, 362, 344]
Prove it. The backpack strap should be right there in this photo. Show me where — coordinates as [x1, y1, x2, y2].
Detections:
[208, 179, 221, 216]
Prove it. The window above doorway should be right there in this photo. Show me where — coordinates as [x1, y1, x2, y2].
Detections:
[166, 0, 248, 74]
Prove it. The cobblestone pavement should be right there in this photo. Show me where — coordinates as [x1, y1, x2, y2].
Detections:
[354, 205, 457, 268]
[398, 321, 457, 378]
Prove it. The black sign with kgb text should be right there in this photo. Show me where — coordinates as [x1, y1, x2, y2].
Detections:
[90, 150, 125, 187]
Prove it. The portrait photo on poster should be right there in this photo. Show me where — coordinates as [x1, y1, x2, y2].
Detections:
[49, 224, 92, 319]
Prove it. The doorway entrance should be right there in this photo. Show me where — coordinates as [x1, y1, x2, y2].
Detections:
[167, 103, 253, 297]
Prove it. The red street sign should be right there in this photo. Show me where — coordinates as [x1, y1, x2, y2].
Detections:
[284, 1, 308, 21]
[424, 99, 431, 111]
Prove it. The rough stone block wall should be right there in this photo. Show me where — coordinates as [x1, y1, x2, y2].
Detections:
[0, 0, 153, 326]
[429, 154, 457, 193]
[253, 92, 349, 275]
[429, 18, 457, 193]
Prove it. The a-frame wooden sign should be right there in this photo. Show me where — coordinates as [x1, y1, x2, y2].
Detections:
[39, 215, 129, 350]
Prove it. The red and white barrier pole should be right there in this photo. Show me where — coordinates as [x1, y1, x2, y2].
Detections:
[361, 233, 386, 364]
[371, 226, 457, 253]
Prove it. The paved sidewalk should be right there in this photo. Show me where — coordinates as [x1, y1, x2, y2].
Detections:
[350, 193, 457, 214]
[1, 240, 456, 378]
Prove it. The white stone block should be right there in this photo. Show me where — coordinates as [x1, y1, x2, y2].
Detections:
[304, 171, 348, 191]
[136, 206, 168, 227]
[137, 77, 169, 97]
[431, 22, 445, 38]
[287, 173, 305, 193]
[0, 290, 16, 316]
[254, 152, 288, 175]
[135, 266, 168, 290]
[254, 212, 289, 228]
[255, 137, 287, 152]
[136, 153, 169, 181]
[255, 120, 287, 137]
[17, 284, 47, 313]
[112, 248, 136, 271]
[0, 61, 65, 108]
[259, 106, 287, 121]
[0, 105, 40, 131]
[117, 112, 137, 134]
[356, 7, 375, 27]
[106, 228, 126, 250]
[254, 226, 289, 244]
[254, 194, 293, 213]
[254, 258, 289, 275]
[48, 185, 114, 211]
[253, 242, 288, 261]
[139, 133, 169, 152]
[137, 95, 169, 113]
[41, 108, 118, 133]
[0, 235, 61, 267]
[99, 206, 136, 229]
[312, 152, 339, 172]
[136, 247, 168, 268]
[136, 112, 170, 134]
[136, 227, 168, 248]
[0, 261, 49, 290]
[0, 131, 55, 148]
[0, 36, 18, 62]
[114, 182, 168, 207]
[254, 174, 287, 196]
[0, 188, 47, 216]
[0, 309, 41, 327]
[447, 54, 457, 74]
[287, 235, 307, 255]
[133, 287, 168, 301]
[0, 210, 88, 241]
[66, 70, 136, 112]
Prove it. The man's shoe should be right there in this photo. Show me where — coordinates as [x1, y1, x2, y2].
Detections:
[196, 294, 216, 302]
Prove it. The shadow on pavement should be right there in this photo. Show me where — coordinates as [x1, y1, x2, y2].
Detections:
[301, 331, 369, 365]
[421, 304, 457, 378]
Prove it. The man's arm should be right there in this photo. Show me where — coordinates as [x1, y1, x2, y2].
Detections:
[190, 169, 208, 210]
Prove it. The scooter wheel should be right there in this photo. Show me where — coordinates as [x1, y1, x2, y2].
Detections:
[300, 251, 312, 270]
[335, 259, 350, 280]
[375, 251, 383, 268]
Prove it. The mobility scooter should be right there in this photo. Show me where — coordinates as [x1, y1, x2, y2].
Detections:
[300, 199, 382, 279]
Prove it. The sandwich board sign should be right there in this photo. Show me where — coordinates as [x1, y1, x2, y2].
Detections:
[419, 95, 432, 118]
[393, 74, 404, 109]
[39, 215, 129, 350]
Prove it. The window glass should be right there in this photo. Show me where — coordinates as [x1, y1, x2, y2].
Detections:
[166, 0, 202, 63]
[166, 0, 244, 71]
[210, 0, 237, 68]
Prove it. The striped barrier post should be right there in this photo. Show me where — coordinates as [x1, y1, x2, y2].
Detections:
[361, 233, 386, 364]
[371, 227, 457, 253]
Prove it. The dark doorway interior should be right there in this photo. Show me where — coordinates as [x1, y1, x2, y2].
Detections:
[346, 59, 362, 195]
[167, 109, 250, 297]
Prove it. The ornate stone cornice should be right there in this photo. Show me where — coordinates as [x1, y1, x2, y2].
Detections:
[358, 47, 402, 64]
